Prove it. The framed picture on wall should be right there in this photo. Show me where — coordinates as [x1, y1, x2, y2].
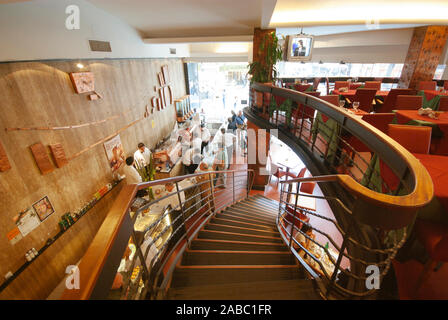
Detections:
[32, 196, 55, 222]
[103, 134, 126, 172]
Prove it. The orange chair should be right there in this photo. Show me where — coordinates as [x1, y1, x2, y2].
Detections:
[438, 96, 448, 111]
[300, 181, 316, 194]
[294, 167, 307, 179]
[395, 95, 423, 110]
[413, 219, 448, 296]
[418, 81, 437, 91]
[334, 81, 349, 91]
[444, 80, 448, 91]
[388, 124, 432, 154]
[375, 88, 416, 113]
[365, 81, 382, 90]
[320, 95, 339, 106]
[346, 88, 377, 113]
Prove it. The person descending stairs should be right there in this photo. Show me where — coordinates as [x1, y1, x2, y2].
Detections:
[166, 194, 320, 300]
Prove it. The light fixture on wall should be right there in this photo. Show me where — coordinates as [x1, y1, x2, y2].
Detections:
[76, 63, 84, 69]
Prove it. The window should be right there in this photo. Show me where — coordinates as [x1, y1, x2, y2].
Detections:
[277, 62, 404, 78]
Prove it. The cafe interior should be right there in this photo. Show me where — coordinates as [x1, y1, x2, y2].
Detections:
[0, 0, 448, 301]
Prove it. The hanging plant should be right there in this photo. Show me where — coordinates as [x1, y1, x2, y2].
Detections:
[248, 32, 283, 84]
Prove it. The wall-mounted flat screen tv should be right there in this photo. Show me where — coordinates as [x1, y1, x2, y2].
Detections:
[286, 35, 314, 61]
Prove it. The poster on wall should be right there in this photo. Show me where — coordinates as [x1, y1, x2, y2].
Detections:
[15, 208, 41, 237]
[104, 134, 126, 172]
[32, 196, 55, 222]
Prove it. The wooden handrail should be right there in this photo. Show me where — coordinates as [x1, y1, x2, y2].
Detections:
[251, 83, 434, 211]
[61, 168, 253, 300]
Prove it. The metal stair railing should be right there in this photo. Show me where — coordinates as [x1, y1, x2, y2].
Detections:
[61, 168, 254, 300]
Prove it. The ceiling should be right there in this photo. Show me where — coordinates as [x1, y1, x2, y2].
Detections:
[87, 0, 448, 40]
[87, 0, 273, 38]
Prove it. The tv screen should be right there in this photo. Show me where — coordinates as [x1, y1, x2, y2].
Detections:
[287, 35, 314, 61]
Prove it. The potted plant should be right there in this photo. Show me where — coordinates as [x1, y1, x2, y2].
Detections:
[248, 32, 284, 113]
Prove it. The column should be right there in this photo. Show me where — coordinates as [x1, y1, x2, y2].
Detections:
[398, 26, 448, 89]
[247, 120, 270, 190]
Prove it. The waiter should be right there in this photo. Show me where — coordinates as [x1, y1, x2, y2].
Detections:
[200, 123, 211, 153]
[134, 142, 151, 173]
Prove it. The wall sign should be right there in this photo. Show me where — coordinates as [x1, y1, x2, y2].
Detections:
[32, 196, 55, 222]
[69, 72, 95, 94]
[103, 135, 125, 172]
[49, 143, 68, 168]
[30, 142, 54, 175]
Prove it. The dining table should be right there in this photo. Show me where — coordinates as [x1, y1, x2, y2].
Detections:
[332, 89, 390, 99]
[417, 90, 448, 110]
[395, 110, 448, 155]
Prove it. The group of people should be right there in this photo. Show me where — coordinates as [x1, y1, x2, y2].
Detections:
[181, 123, 211, 174]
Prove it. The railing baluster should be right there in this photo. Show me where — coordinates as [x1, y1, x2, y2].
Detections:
[175, 181, 189, 248]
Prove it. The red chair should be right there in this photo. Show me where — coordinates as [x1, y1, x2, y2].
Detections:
[365, 81, 382, 90]
[320, 95, 339, 106]
[334, 81, 349, 91]
[295, 167, 307, 179]
[438, 96, 448, 111]
[375, 88, 417, 113]
[375, 125, 432, 193]
[349, 83, 363, 90]
[395, 95, 423, 110]
[344, 113, 395, 157]
[346, 88, 377, 113]
[444, 81, 448, 91]
[388, 124, 432, 154]
[294, 83, 312, 92]
[305, 91, 321, 97]
[413, 219, 448, 296]
[418, 81, 437, 91]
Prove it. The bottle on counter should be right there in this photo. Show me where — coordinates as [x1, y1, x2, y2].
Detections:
[32, 248, 38, 257]
[25, 252, 32, 262]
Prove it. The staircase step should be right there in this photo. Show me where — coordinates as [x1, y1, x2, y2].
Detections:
[167, 279, 320, 300]
[170, 266, 303, 288]
[182, 250, 296, 266]
[235, 202, 279, 216]
[227, 205, 278, 220]
[197, 230, 283, 243]
[190, 239, 288, 252]
[245, 197, 281, 211]
[219, 212, 276, 227]
[210, 217, 277, 231]
[204, 223, 279, 237]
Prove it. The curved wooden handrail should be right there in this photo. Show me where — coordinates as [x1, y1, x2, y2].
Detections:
[251, 82, 434, 211]
[61, 168, 253, 300]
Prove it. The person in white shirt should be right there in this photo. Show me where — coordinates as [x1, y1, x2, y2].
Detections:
[182, 147, 202, 174]
[200, 123, 211, 153]
[133, 142, 151, 171]
[220, 128, 236, 168]
[121, 156, 148, 197]
[192, 132, 202, 152]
